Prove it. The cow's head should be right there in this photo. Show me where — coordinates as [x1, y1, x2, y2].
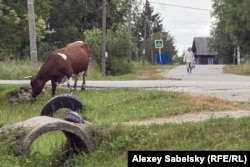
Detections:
[25, 76, 43, 98]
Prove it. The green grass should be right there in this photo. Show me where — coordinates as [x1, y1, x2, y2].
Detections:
[0, 84, 250, 167]
[0, 85, 246, 125]
[0, 60, 37, 80]
[0, 60, 172, 80]
[224, 63, 250, 75]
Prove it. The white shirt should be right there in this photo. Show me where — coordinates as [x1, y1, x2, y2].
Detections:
[183, 51, 194, 63]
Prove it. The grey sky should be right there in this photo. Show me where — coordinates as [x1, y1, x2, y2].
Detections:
[149, 0, 214, 55]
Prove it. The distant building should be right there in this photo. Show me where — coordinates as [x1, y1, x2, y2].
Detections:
[192, 37, 218, 64]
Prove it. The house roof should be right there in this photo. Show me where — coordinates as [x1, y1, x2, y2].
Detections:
[192, 37, 216, 56]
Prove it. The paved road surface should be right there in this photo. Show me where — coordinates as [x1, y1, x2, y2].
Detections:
[163, 64, 250, 81]
[161, 64, 250, 101]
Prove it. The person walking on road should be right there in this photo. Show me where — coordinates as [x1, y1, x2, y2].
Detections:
[183, 47, 195, 74]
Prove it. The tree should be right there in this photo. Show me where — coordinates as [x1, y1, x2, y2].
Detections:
[0, 1, 21, 59]
[0, 0, 51, 59]
[210, 0, 250, 63]
[210, 0, 232, 63]
[45, 0, 129, 47]
[131, 0, 174, 63]
[84, 27, 133, 76]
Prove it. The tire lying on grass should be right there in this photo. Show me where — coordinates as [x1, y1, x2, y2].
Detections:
[63, 110, 84, 124]
[0, 116, 92, 156]
[40, 94, 84, 116]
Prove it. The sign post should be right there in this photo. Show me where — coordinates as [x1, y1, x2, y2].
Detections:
[155, 40, 164, 63]
[237, 45, 240, 65]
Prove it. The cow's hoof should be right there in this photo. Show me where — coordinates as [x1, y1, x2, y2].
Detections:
[63, 110, 84, 124]
[81, 85, 86, 90]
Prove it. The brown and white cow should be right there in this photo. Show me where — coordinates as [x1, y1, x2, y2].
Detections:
[27, 41, 90, 98]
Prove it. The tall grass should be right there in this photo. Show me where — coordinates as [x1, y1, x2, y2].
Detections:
[224, 63, 250, 75]
[0, 59, 172, 80]
[0, 60, 39, 80]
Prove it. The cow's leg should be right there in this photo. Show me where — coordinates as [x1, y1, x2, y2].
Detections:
[73, 75, 79, 89]
[66, 78, 72, 93]
[81, 72, 86, 90]
[51, 81, 57, 97]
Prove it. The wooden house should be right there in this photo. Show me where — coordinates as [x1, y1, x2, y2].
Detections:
[191, 37, 218, 64]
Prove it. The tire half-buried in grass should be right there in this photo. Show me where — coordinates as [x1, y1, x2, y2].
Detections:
[40, 94, 84, 116]
[63, 110, 84, 124]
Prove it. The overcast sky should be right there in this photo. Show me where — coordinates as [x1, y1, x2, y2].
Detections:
[148, 0, 214, 55]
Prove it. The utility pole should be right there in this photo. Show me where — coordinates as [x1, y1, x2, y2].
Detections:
[148, 21, 154, 64]
[101, 0, 107, 76]
[142, 0, 149, 65]
[27, 0, 38, 67]
[128, 0, 132, 62]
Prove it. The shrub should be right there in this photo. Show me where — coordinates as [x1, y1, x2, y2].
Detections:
[106, 58, 133, 76]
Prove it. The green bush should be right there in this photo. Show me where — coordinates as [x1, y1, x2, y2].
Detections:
[37, 42, 57, 61]
[84, 26, 134, 76]
[106, 58, 133, 76]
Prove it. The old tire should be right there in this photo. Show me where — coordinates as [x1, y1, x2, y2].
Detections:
[63, 110, 84, 124]
[40, 94, 83, 116]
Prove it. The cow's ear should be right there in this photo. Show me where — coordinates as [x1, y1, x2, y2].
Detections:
[24, 75, 33, 80]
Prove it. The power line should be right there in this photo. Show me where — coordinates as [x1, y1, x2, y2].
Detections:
[149, 1, 212, 12]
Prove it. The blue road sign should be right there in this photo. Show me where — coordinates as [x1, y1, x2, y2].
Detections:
[155, 40, 163, 48]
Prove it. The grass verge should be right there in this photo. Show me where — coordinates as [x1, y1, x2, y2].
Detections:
[0, 85, 250, 166]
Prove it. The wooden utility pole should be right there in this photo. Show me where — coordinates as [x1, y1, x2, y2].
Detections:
[128, 0, 132, 62]
[27, 0, 38, 67]
[142, 0, 149, 65]
[148, 20, 154, 64]
[101, 0, 107, 76]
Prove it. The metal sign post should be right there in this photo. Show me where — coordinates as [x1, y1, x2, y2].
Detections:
[155, 40, 164, 63]
[237, 46, 240, 65]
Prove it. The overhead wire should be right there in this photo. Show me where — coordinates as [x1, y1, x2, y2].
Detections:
[149, 1, 212, 12]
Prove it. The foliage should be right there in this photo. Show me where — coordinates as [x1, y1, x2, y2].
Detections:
[0, 60, 39, 79]
[131, 1, 177, 63]
[0, 0, 177, 72]
[0, 0, 21, 58]
[210, 0, 250, 63]
[84, 27, 134, 76]
[83, 28, 102, 65]
[131, 0, 163, 38]
[0, 0, 130, 58]
[105, 28, 134, 75]
[106, 58, 132, 76]
[37, 42, 57, 61]
[0, 0, 51, 59]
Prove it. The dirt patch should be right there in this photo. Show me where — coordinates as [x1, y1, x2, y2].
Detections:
[122, 89, 250, 125]
[8, 86, 33, 104]
[123, 110, 250, 125]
